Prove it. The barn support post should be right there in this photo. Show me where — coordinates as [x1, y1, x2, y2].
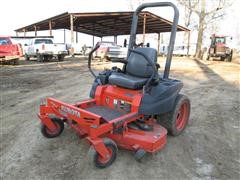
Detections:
[34, 26, 37, 37]
[49, 21, 52, 36]
[92, 23, 95, 47]
[70, 14, 74, 44]
[142, 14, 146, 44]
[187, 31, 191, 56]
[92, 36, 95, 47]
[70, 14, 74, 56]
[114, 36, 117, 43]
[76, 27, 78, 43]
[23, 29, 26, 37]
[63, 29, 66, 44]
[157, 33, 161, 55]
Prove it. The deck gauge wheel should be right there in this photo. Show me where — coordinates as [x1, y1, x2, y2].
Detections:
[88, 138, 118, 168]
[41, 118, 64, 138]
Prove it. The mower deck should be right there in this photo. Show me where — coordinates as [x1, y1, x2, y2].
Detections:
[107, 122, 167, 153]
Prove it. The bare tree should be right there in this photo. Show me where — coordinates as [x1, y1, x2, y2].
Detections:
[178, 0, 232, 58]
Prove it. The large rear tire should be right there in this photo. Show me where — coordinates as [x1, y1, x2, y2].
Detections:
[157, 94, 190, 136]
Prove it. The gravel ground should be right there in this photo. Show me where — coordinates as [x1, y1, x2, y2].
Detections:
[0, 56, 239, 179]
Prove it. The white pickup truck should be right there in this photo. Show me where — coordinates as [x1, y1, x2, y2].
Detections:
[25, 38, 68, 61]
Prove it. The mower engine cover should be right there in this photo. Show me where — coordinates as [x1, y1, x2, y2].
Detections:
[139, 79, 183, 115]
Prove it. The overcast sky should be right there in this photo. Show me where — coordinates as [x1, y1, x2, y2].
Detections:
[1, 0, 239, 46]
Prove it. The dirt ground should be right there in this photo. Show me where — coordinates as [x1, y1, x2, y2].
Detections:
[0, 56, 239, 180]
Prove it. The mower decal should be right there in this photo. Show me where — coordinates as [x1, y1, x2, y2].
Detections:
[60, 105, 81, 118]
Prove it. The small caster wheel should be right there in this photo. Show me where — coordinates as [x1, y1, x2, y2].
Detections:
[41, 118, 64, 138]
[134, 149, 146, 162]
[88, 138, 118, 168]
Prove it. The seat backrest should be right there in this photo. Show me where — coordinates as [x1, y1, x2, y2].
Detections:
[126, 47, 157, 78]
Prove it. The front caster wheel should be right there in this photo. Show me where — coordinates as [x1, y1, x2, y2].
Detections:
[134, 149, 146, 162]
[41, 118, 64, 138]
[157, 94, 190, 136]
[88, 138, 117, 168]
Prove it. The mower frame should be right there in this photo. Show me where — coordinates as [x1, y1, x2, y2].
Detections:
[38, 2, 189, 168]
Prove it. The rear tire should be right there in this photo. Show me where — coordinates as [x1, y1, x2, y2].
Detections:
[43, 55, 49, 61]
[157, 94, 190, 136]
[37, 54, 43, 62]
[41, 118, 64, 138]
[58, 55, 64, 61]
[13, 59, 19, 65]
[25, 54, 30, 61]
[206, 54, 210, 60]
[88, 138, 117, 168]
[227, 51, 233, 62]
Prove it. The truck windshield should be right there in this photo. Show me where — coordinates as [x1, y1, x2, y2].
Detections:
[215, 37, 225, 44]
[35, 39, 53, 44]
[0, 38, 11, 45]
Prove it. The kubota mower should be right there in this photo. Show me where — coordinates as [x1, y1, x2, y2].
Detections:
[38, 2, 190, 168]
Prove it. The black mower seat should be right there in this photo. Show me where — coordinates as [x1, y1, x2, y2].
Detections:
[109, 47, 157, 90]
[109, 72, 148, 89]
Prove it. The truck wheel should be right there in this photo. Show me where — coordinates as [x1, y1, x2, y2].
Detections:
[105, 56, 111, 61]
[37, 54, 44, 62]
[58, 55, 64, 61]
[13, 59, 19, 65]
[206, 55, 210, 60]
[157, 94, 190, 136]
[227, 51, 233, 62]
[88, 138, 117, 168]
[43, 55, 49, 61]
[41, 118, 64, 138]
[220, 56, 225, 61]
[48, 55, 53, 61]
[25, 54, 30, 61]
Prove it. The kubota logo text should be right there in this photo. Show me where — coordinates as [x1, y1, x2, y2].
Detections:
[60, 105, 81, 118]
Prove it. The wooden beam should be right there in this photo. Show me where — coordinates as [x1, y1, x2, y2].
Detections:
[92, 23, 95, 47]
[70, 14, 74, 44]
[76, 26, 78, 43]
[157, 33, 160, 55]
[92, 35, 95, 47]
[23, 29, 26, 37]
[64, 29, 66, 44]
[142, 14, 146, 44]
[49, 21, 52, 36]
[34, 26, 37, 37]
[187, 31, 191, 56]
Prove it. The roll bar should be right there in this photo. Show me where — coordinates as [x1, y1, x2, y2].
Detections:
[88, 44, 100, 78]
[128, 2, 179, 79]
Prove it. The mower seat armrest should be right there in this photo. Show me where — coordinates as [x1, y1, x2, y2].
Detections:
[111, 58, 128, 64]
